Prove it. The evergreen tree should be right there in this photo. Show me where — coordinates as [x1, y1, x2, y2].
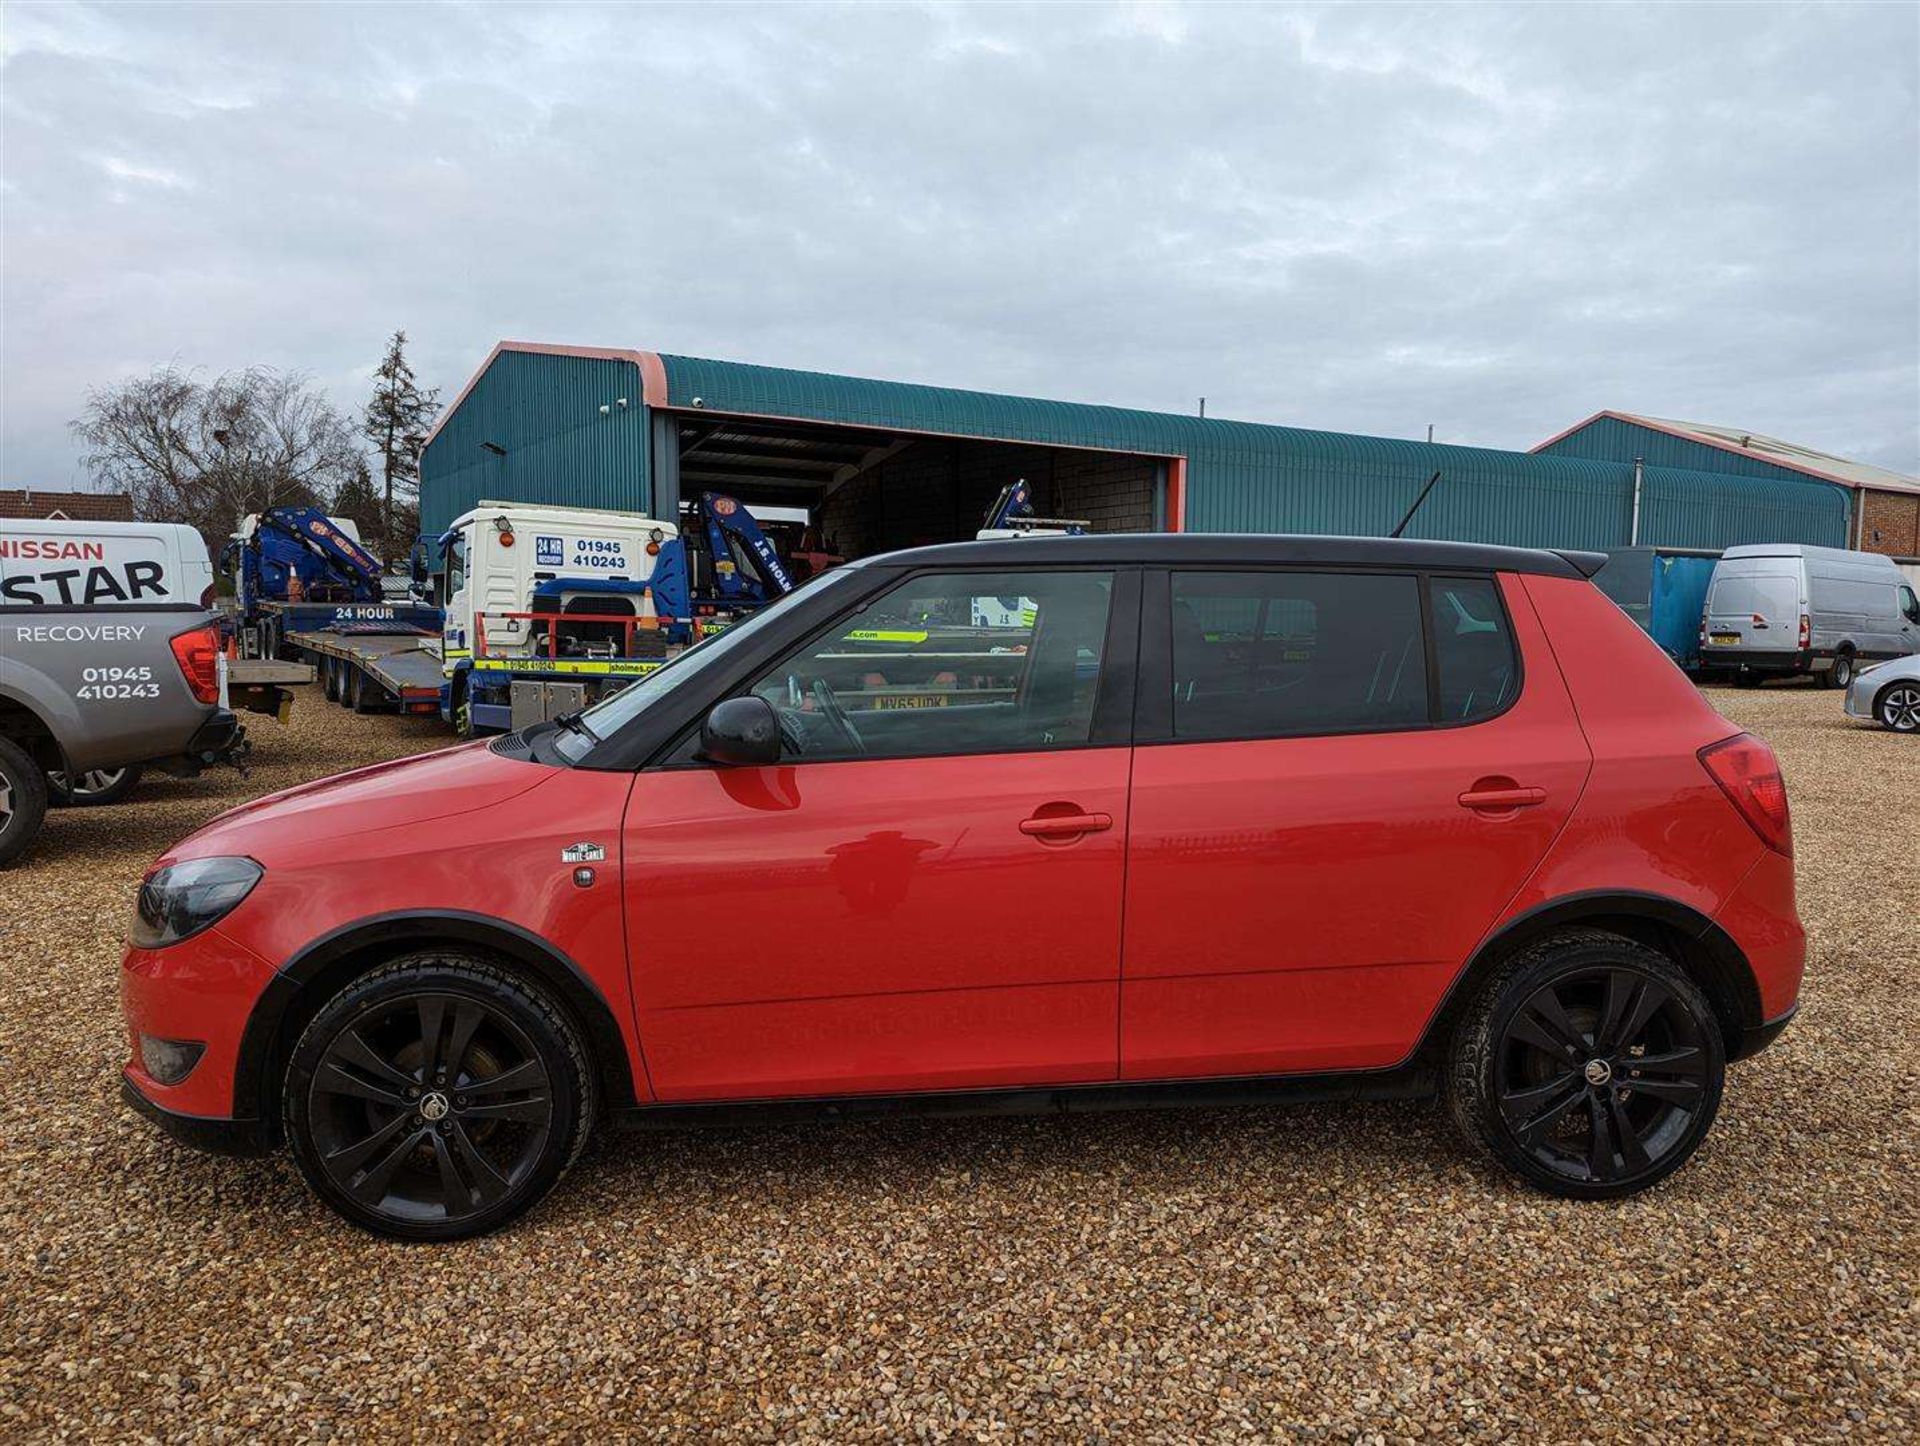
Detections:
[329, 458, 383, 543]
[362, 331, 440, 560]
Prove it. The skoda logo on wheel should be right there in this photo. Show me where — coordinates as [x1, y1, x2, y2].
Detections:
[419, 1091, 451, 1122]
[1583, 1059, 1613, 1087]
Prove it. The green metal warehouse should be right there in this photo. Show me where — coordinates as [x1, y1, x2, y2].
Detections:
[420, 342, 1855, 559]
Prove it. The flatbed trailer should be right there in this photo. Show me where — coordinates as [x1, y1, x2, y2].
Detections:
[286, 628, 447, 716]
[243, 598, 442, 663]
[224, 657, 315, 723]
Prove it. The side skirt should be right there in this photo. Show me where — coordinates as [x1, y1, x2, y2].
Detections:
[613, 1065, 1439, 1132]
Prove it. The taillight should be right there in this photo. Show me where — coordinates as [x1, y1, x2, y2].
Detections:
[1798, 613, 1810, 649]
[1699, 732, 1791, 856]
[169, 624, 222, 704]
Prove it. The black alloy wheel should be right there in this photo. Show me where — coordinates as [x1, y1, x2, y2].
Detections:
[285, 956, 593, 1239]
[1877, 681, 1920, 733]
[1448, 931, 1725, 1199]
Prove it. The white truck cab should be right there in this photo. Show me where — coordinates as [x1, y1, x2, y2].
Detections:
[437, 501, 680, 661]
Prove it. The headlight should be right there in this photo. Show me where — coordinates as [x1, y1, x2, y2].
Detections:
[130, 856, 263, 948]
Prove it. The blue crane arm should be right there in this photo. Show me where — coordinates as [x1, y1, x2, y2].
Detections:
[245, 507, 385, 605]
[699, 492, 794, 602]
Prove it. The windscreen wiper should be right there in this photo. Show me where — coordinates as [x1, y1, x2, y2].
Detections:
[552, 709, 602, 745]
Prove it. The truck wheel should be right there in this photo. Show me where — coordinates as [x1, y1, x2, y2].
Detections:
[48, 765, 144, 807]
[282, 953, 595, 1240]
[1446, 929, 1724, 1200]
[0, 736, 51, 869]
[350, 669, 385, 714]
[322, 657, 341, 703]
[1826, 652, 1855, 690]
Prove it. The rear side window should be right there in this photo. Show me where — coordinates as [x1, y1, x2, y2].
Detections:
[1170, 571, 1427, 739]
[1428, 576, 1519, 722]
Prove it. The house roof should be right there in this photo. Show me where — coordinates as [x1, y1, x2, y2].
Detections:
[1534, 411, 1920, 496]
[0, 488, 137, 521]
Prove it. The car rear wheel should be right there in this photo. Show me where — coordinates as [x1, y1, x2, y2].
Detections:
[284, 954, 594, 1240]
[1447, 930, 1725, 1199]
[48, 765, 144, 807]
[1876, 681, 1920, 733]
[0, 736, 51, 869]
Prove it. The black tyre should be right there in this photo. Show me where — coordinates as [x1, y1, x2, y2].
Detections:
[283, 954, 595, 1240]
[0, 736, 50, 869]
[1447, 930, 1725, 1199]
[351, 669, 386, 714]
[48, 764, 144, 808]
[1876, 679, 1920, 733]
[1826, 652, 1855, 690]
[451, 677, 475, 740]
[323, 656, 342, 703]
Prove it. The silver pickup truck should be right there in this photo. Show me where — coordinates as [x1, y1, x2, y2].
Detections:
[1, 519, 244, 866]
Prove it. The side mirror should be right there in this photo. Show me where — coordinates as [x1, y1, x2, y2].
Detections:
[698, 696, 781, 767]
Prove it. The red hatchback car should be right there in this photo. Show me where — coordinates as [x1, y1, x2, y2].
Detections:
[121, 535, 1803, 1239]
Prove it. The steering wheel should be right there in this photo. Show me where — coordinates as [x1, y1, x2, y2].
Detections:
[810, 678, 866, 756]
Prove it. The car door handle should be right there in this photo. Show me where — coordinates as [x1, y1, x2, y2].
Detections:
[1458, 785, 1547, 810]
[1020, 811, 1113, 837]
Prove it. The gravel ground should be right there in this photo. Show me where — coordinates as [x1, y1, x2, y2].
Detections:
[2, 683, 1915, 1441]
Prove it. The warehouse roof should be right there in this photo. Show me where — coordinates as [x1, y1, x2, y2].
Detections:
[1535, 410, 1920, 496]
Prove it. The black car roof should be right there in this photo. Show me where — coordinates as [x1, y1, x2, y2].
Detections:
[855, 532, 1608, 580]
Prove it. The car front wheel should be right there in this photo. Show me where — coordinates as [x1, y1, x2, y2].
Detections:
[1447, 930, 1725, 1199]
[283, 954, 595, 1240]
[1876, 681, 1920, 733]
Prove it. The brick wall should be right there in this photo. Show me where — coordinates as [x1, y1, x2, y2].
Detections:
[1859, 489, 1920, 558]
[815, 440, 1159, 559]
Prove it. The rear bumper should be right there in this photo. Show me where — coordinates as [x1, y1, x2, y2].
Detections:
[1698, 645, 1827, 674]
[120, 1075, 273, 1156]
[1734, 1006, 1797, 1062]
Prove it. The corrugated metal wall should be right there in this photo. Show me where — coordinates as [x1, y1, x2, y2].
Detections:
[418, 351, 651, 537]
[418, 347, 1851, 552]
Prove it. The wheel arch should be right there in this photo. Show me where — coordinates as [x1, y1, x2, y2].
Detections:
[0, 689, 66, 771]
[1414, 890, 1766, 1065]
[232, 909, 640, 1140]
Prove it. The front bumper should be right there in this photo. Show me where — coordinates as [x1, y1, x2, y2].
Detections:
[120, 1075, 273, 1156]
[120, 926, 279, 1134]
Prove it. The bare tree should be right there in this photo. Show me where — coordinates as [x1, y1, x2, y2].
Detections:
[363, 331, 439, 556]
[71, 366, 361, 544]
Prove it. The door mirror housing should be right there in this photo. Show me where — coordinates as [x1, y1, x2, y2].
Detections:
[698, 695, 782, 767]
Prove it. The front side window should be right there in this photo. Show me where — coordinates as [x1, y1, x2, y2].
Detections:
[1171, 571, 1427, 739]
[1900, 584, 1919, 624]
[748, 569, 1115, 761]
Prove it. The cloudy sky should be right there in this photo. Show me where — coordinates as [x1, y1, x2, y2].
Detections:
[4, 0, 1917, 489]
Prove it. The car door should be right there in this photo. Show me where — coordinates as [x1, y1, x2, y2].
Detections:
[1120, 568, 1591, 1081]
[620, 566, 1137, 1102]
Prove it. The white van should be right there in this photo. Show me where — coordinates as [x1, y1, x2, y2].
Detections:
[1700, 544, 1920, 687]
[1, 518, 214, 609]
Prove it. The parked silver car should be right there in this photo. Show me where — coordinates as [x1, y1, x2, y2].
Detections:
[1844, 654, 1920, 733]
